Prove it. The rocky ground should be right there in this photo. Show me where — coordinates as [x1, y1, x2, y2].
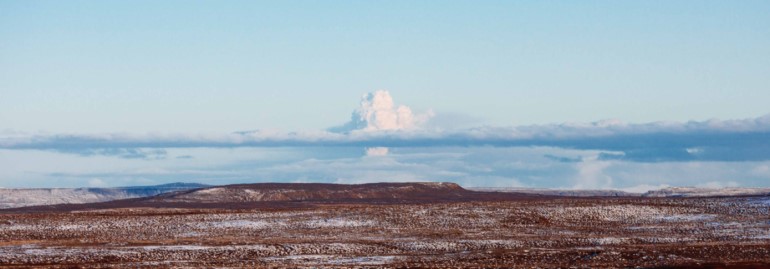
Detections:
[1, 196, 769, 268]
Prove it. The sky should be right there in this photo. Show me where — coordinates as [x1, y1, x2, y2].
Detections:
[1, 1, 769, 190]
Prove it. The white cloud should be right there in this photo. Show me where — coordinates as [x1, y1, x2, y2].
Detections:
[621, 184, 671, 193]
[88, 178, 108, 187]
[365, 147, 389, 157]
[751, 165, 770, 176]
[571, 156, 614, 189]
[695, 181, 740, 189]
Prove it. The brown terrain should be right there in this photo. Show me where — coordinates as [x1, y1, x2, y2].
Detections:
[1, 182, 769, 268]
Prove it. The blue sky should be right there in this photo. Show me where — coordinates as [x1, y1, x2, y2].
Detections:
[1, 1, 769, 189]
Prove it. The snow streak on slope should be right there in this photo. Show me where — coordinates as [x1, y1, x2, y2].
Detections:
[0, 183, 207, 209]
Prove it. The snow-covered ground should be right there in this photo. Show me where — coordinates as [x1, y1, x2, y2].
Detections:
[302, 218, 376, 228]
[2, 197, 769, 267]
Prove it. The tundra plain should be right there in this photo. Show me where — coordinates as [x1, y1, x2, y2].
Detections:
[1, 192, 769, 268]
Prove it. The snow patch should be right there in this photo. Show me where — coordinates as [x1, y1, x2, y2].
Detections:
[200, 220, 276, 229]
[195, 188, 224, 194]
[141, 245, 211, 251]
[591, 237, 630, 245]
[56, 224, 88, 231]
[303, 218, 376, 228]
[658, 214, 716, 222]
[754, 198, 770, 206]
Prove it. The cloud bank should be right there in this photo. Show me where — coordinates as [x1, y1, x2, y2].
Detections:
[3, 114, 770, 162]
[2, 90, 769, 190]
[6, 146, 768, 190]
[1, 90, 769, 163]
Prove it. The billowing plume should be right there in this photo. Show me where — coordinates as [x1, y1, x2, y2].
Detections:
[330, 90, 433, 133]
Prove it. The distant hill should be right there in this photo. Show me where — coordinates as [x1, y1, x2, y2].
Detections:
[153, 182, 470, 203]
[5, 182, 546, 212]
[0, 182, 208, 209]
[642, 187, 770, 197]
[469, 187, 640, 197]
[471, 186, 770, 198]
[6, 182, 770, 212]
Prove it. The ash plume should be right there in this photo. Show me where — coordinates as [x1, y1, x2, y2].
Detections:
[329, 90, 434, 133]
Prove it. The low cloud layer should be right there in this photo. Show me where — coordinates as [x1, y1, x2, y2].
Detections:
[3, 91, 768, 189]
[54, 148, 168, 160]
[1, 90, 769, 164]
[2, 114, 770, 162]
[4, 146, 768, 190]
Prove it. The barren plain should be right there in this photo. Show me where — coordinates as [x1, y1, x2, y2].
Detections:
[1, 183, 769, 268]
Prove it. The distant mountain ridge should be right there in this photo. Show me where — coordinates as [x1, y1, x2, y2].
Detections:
[469, 187, 640, 197]
[4, 182, 770, 211]
[642, 187, 770, 197]
[5, 182, 548, 212]
[471, 186, 770, 197]
[0, 182, 208, 209]
[153, 182, 468, 203]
